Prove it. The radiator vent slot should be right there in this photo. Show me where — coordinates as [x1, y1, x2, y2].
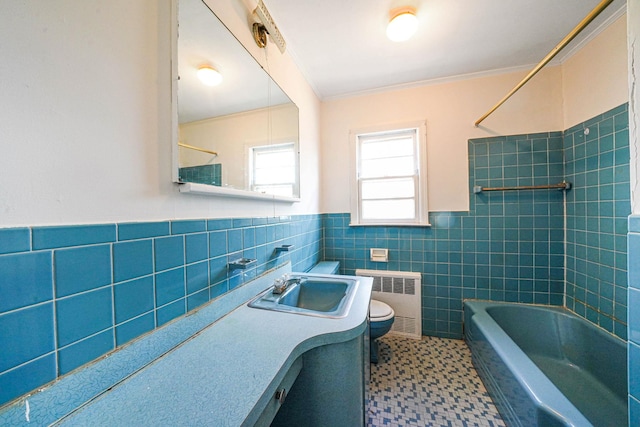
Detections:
[356, 269, 422, 339]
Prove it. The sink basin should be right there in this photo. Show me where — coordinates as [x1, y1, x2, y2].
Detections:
[248, 275, 359, 318]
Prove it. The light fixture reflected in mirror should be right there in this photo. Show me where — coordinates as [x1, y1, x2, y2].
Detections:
[386, 7, 418, 42]
[197, 65, 223, 86]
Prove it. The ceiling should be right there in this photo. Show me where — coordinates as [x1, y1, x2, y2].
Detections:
[263, 0, 627, 100]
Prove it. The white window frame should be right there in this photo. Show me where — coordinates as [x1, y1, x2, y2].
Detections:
[248, 142, 298, 197]
[349, 121, 429, 226]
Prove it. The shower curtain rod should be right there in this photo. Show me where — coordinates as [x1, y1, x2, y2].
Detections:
[474, 0, 613, 127]
[178, 142, 218, 157]
[473, 181, 571, 194]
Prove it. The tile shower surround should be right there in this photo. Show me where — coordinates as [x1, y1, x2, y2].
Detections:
[0, 103, 630, 409]
[325, 103, 630, 340]
[628, 215, 640, 426]
[0, 216, 322, 406]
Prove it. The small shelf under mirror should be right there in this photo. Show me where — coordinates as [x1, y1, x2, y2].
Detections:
[178, 182, 300, 203]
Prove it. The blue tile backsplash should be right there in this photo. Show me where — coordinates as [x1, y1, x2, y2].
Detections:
[324, 104, 628, 341]
[564, 104, 630, 338]
[0, 214, 322, 407]
[0, 103, 631, 411]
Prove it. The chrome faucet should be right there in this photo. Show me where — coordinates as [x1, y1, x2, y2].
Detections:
[272, 275, 305, 294]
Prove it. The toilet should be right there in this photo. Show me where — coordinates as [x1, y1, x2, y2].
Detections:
[308, 261, 396, 364]
[369, 299, 395, 364]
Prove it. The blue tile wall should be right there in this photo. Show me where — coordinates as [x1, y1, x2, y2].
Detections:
[0, 214, 321, 408]
[179, 164, 222, 186]
[323, 104, 629, 342]
[564, 104, 630, 338]
[629, 214, 640, 426]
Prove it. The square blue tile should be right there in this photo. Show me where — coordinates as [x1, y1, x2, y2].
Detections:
[210, 281, 228, 300]
[32, 224, 116, 250]
[58, 329, 114, 375]
[255, 226, 267, 245]
[154, 235, 184, 272]
[118, 222, 170, 241]
[115, 312, 155, 347]
[629, 288, 640, 345]
[0, 354, 56, 407]
[187, 289, 209, 311]
[0, 228, 30, 255]
[630, 233, 640, 290]
[114, 276, 154, 324]
[113, 239, 153, 283]
[209, 256, 228, 285]
[171, 220, 206, 235]
[209, 231, 227, 258]
[56, 288, 113, 347]
[207, 219, 233, 231]
[630, 396, 640, 427]
[186, 261, 208, 294]
[243, 227, 256, 248]
[156, 267, 185, 306]
[157, 299, 185, 326]
[630, 342, 640, 399]
[232, 218, 252, 228]
[228, 229, 242, 252]
[186, 233, 208, 264]
[54, 244, 111, 297]
[0, 251, 52, 312]
[0, 302, 54, 372]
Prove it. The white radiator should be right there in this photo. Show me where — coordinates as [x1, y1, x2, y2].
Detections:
[356, 269, 422, 339]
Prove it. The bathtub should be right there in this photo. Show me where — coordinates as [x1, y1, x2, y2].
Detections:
[464, 301, 627, 427]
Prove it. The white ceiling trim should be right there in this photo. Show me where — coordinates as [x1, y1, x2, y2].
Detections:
[556, 3, 627, 64]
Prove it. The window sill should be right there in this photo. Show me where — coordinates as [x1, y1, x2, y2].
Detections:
[348, 222, 432, 227]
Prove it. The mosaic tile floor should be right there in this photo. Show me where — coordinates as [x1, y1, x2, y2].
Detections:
[367, 335, 506, 427]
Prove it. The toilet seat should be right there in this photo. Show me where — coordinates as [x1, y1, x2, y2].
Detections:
[370, 299, 394, 322]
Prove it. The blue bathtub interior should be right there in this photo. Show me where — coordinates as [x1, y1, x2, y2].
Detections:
[464, 301, 627, 427]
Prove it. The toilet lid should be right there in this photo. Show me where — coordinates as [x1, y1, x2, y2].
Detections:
[370, 299, 394, 321]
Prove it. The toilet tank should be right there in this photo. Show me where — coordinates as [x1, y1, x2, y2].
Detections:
[308, 261, 340, 275]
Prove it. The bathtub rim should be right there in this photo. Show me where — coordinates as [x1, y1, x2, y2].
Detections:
[464, 300, 597, 426]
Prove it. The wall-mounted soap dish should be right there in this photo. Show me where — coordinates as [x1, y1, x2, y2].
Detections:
[275, 244, 294, 253]
[228, 258, 256, 271]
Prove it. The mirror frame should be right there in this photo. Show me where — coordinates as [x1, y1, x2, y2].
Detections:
[170, 0, 300, 203]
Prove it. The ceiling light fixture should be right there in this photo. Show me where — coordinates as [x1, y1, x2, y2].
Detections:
[197, 66, 223, 86]
[386, 7, 418, 42]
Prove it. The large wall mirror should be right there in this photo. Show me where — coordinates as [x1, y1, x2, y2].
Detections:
[173, 0, 300, 201]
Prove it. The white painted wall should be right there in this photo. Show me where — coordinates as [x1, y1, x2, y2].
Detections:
[562, 16, 629, 129]
[0, 0, 320, 227]
[0, 0, 630, 226]
[320, 17, 629, 214]
[321, 66, 564, 213]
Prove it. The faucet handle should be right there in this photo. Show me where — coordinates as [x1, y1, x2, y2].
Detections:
[272, 278, 286, 294]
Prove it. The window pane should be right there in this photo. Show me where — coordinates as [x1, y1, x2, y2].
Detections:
[362, 199, 415, 220]
[360, 156, 414, 178]
[361, 178, 414, 199]
[361, 136, 413, 160]
[254, 166, 295, 185]
[252, 143, 296, 188]
[255, 150, 295, 168]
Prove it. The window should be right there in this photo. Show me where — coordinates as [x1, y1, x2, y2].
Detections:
[350, 122, 429, 226]
[249, 142, 297, 197]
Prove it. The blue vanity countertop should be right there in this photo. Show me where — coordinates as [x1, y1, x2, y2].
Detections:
[51, 266, 371, 426]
